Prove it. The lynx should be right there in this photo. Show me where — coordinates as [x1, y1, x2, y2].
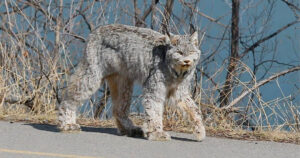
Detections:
[58, 24, 206, 141]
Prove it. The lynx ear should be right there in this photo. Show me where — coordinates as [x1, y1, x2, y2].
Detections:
[190, 31, 198, 46]
[169, 33, 180, 46]
[153, 35, 170, 46]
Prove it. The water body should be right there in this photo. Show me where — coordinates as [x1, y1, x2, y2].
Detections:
[1, 0, 299, 129]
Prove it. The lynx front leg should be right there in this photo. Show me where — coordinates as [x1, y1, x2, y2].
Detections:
[179, 96, 206, 141]
[142, 83, 171, 141]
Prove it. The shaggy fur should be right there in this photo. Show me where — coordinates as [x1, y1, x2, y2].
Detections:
[58, 24, 206, 141]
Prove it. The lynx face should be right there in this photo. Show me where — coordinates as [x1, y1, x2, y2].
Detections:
[165, 32, 200, 79]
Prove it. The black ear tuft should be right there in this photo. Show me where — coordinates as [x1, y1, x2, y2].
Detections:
[190, 23, 196, 35]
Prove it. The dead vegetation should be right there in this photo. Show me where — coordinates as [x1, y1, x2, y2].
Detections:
[0, 0, 300, 144]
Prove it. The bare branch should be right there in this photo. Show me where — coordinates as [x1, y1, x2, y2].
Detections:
[219, 0, 240, 107]
[161, 0, 175, 33]
[132, 0, 139, 26]
[140, 0, 159, 23]
[78, 11, 94, 31]
[0, 2, 29, 15]
[240, 20, 300, 59]
[24, 0, 57, 22]
[134, 0, 159, 27]
[223, 66, 300, 110]
[281, 0, 300, 12]
[179, 0, 227, 27]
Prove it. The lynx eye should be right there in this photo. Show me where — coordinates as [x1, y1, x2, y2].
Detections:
[177, 51, 184, 55]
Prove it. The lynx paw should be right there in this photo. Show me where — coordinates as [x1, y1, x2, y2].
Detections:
[147, 131, 171, 141]
[58, 123, 81, 132]
[194, 126, 206, 141]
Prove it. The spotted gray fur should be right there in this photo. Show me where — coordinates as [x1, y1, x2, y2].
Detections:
[58, 24, 206, 141]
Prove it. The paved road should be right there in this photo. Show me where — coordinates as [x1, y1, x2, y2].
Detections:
[0, 121, 299, 158]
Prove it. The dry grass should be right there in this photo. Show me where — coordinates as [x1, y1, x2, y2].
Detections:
[1, 41, 299, 144]
[0, 0, 299, 146]
[161, 105, 300, 144]
[1, 109, 300, 145]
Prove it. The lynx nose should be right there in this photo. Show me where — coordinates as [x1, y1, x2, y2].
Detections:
[184, 60, 191, 65]
[180, 60, 192, 69]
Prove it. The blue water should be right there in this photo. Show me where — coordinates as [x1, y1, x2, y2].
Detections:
[1, 0, 299, 129]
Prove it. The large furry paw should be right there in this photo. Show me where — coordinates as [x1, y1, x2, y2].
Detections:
[58, 123, 81, 132]
[147, 131, 171, 141]
[118, 126, 144, 138]
[194, 125, 206, 141]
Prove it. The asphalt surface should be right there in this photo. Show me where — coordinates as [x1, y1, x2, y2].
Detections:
[0, 121, 299, 158]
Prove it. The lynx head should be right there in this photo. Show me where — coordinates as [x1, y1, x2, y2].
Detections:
[155, 32, 201, 79]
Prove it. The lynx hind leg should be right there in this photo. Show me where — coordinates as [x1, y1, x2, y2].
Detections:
[58, 102, 80, 132]
[58, 62, 103, 132]
[107, 76, 143, 137]
[179, 96, 206, 141]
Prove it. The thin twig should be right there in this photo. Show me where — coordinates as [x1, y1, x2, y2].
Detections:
[223, 66, 300, 110]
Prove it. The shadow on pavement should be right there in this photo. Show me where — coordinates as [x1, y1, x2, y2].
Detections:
[23, 123, 196, 142]
[23, 123, 119, 136]
[171, 136, 198, 142]
[81, 126, 119, 135]
[24, 123, 60, 132]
